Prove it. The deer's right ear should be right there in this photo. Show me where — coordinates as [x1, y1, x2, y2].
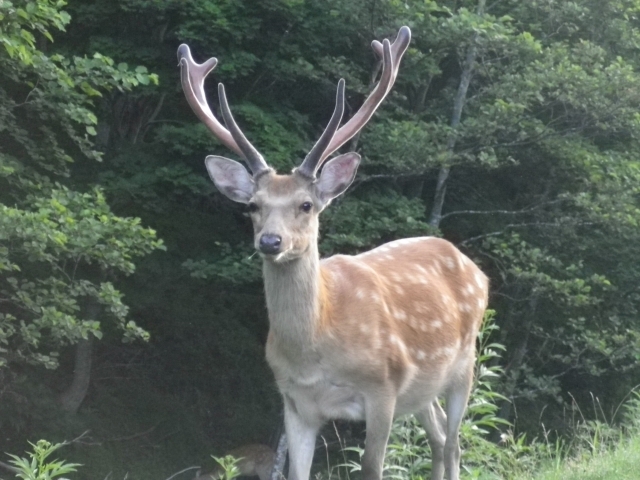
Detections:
[205, 156, 254, 204]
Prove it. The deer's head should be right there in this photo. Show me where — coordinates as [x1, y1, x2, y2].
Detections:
[178, 27, 411, 262]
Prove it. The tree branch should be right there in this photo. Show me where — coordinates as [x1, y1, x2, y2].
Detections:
[441, 199, 565, 220]
[459, 221, 594, 246]
[164, 466, 201, 480]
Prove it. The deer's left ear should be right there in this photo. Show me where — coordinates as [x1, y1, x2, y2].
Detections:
[315, 152, 361, 206]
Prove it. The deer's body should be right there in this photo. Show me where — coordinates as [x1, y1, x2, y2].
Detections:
[261, 224, 487, 480]
[266, 237, 487, 425]
[178, 26, 488, 480]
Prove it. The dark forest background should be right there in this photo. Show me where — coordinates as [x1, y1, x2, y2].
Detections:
[2, 0, 640, 478]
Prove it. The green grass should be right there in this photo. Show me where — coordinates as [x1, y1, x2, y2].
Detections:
[516, 434, 640, 480]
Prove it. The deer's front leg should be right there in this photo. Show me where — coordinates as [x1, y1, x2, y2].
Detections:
[284, 395, 320, 480]
[361, 393, 396, 480]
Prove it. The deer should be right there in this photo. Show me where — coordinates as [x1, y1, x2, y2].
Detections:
[193, 444, 275, 480]
[178, 26, 489, 480]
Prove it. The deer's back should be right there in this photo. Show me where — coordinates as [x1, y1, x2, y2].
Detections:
[319, 236, 488, 350]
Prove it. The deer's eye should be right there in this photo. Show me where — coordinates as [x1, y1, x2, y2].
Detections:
[247, 202, 259, 213]
[300, 202, 313, 213]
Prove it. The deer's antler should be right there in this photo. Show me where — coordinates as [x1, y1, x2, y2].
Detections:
[296, 79, 346, 178]
[178, 26, 410, 178]
[177, 45, 271, 176]
[319, 26, 411, 166]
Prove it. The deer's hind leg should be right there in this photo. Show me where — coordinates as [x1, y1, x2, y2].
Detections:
[442, 361, 474, 480]
[415, 399, 447, 480]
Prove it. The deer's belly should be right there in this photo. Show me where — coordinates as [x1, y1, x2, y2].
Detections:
[281, 374, 366, 422]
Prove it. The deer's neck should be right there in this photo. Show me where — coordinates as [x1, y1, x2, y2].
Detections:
[262, 246, 323, 350]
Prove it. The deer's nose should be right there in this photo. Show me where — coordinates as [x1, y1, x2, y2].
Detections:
[259, 234, 282, 255]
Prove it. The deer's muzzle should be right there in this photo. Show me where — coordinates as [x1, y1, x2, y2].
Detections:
[259, 233, 282, 255]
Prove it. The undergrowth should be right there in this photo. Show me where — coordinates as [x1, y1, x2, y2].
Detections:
[4, 311, 640, 480]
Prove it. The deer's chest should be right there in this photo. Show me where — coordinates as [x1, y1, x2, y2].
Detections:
[265, 343, 365, 422]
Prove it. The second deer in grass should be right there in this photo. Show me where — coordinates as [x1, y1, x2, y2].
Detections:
[194, 444, 275, 480]
[179, 26, 488, 480]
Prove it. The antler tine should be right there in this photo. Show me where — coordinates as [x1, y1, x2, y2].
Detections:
[178, 44, 244, 158]
[318, 26, 411, 163]
[371, 25, 411, 87]
[178, 44, 271, 176]
[296, 79, 346, 178]
[218, 84, 271, 176]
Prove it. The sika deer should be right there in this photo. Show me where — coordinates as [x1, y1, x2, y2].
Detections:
[178, 26, 488, 480]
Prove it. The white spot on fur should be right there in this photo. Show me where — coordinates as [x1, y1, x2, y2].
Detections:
[356, 288, 366, 299]
[420, 322, 428, 332]
[444, 257, 456, 270]
[390, 334, 407, 352]
[394, 309, 407, 321]
[474, 272, 485, 288]
[394, 285, 404, 295]
[416, 350, 427, 361]
[460, 302, 472, 313]
[416, 265, 429, 276]
[431, 319, 443, 330]
[442, 346, 457, 358]
[359, 324, 369, 334]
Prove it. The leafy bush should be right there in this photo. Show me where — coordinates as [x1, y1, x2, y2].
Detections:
[7, 439, 80, 480]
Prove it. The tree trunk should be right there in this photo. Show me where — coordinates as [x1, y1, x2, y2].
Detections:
[59, 336, 93, 414]
[428, 0, 486, 227]
[496, 294, 537, 430]
[60, 299, 100, 414]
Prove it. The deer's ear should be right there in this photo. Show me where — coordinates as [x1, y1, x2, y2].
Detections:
[205, 156, 254, 204]
[315, 152, 361, 205]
